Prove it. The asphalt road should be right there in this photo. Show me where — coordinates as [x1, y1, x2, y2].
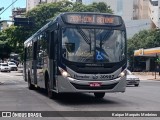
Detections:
[0, 70, 160, 120]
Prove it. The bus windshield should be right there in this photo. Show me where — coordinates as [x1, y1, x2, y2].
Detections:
[62, 27, 125, 63]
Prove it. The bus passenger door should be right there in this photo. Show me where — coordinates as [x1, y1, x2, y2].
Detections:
[23, 48, 27, 81]
[49, 30, 57, 89]
[33, 41, 37, 85]
[36, 38, 44, 87]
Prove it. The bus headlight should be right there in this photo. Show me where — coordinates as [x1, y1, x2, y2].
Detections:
[59, 67, 71, 78]
[119, 70, 126, 78]
[62, 70, 69, 77]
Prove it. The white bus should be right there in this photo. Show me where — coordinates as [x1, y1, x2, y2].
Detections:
[24, 12, 127, 99]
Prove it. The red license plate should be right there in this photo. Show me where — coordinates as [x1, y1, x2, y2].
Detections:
[89, 82, 101, 87]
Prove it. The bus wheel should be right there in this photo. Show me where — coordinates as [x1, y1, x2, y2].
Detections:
[47, 81, 59, 99]
[94, 92, 105, 99]
[28, 73, 35, 90]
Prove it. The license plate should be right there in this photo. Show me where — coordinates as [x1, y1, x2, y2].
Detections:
[89, 82, 101, 87]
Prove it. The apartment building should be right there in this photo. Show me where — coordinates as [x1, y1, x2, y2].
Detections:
[149, 0, 160, 28]
[0, 22, 9, 31]
[26, 0, 58, 11]
[140, 0, 149, 19]
[83, 0, 134, 20]
[12, 8, 26, 18]
[26, 0, 40, 11]
[134, 0, 149, 19]
[26, 0, 76, 11]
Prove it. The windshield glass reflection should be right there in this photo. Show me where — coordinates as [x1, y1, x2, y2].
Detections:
[62, 28, 125, 63]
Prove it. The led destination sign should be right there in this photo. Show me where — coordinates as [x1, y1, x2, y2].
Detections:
[62, 13, 122, 26]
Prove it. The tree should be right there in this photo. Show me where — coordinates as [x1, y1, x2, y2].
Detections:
[26, 1, 113, 31]
[127, 29, 160, 69]
[0, 41, 12, 60]
[3, 26, 31, 53]
[128, 29, 160, 57]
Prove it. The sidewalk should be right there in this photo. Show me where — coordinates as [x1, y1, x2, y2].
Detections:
[17, 66, 23, 73]
[133, 72, 160, 81]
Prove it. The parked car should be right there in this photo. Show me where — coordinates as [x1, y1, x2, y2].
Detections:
[126, 69, 140, 87]
[8, 62, 18, 71]
[0, 63, 11, 72]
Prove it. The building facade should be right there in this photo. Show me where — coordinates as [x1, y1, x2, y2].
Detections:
[26, 0, 40, 11]
[133, 0, 149, 19]
[149, 0, 160, 28]
[139, 0, 149, 19]
[26, 0, 74, 11]
[12, 8, 26, 18]
[83, 0, 134, 20]
[0, 22, 9, 31]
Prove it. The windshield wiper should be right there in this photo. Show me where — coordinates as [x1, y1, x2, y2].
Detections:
[99, 30, 113, 50]
[76, 26, 91, 44]
[76, 26, 92, 52]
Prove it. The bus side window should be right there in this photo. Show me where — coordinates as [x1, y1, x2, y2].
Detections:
[41, 32, 48, 56]
[49, 30, 57, 59]
[26, 42, 33, 60]
[24, 48, 27, 61]
[37, 35, 43, 68]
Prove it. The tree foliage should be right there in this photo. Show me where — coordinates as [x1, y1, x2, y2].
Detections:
[26, 1, 113, 31]
[127, 29, 160, 65]
[0, 41, 12, 60]
[128, 29, 160, 56]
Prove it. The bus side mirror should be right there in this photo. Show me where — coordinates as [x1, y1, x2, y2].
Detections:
[65, 43, 75, 53]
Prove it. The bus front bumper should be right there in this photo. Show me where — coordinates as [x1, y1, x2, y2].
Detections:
[57, 76, 126, 93]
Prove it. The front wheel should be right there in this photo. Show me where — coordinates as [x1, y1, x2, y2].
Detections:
[47, 81, 58, 99]
[94, 92, 105, 99]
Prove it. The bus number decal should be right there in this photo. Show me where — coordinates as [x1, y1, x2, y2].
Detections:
[100, 75, 114, 79]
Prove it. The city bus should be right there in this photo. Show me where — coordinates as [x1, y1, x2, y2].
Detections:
[24, 12, 127, 99]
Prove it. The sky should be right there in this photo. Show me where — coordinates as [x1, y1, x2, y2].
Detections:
[0, 0, 26, 20]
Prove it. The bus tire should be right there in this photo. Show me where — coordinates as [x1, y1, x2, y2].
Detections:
[94, 92, 105, 99]
[45, 73, 53, 99]
[47, 81, 53, 99]
[45, 73, 58, 99]
[28, 72, 35, 90]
